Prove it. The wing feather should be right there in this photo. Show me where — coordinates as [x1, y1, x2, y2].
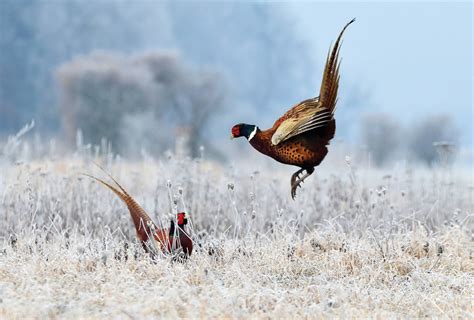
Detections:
[271, 19, 354, 146]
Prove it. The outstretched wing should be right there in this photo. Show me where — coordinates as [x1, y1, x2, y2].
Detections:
[271, 18, 355, 146]
[271, 98, 330, 145]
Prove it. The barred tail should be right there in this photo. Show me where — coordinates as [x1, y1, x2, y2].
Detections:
[83, 173, 159, 250]
[319, 18, 355, 113]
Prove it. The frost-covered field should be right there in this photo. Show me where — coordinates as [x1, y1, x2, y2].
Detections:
[0, 143, 473, 318]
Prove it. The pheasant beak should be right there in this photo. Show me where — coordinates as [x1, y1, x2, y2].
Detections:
[230, 134, 235, 140]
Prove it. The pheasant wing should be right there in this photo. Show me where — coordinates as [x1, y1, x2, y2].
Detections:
[271, 18, 355, 146]
[271, 99, 331, 145]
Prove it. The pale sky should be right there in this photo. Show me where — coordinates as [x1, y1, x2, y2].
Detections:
[1, 1, 471, 148]
[287, 1, 473, 145]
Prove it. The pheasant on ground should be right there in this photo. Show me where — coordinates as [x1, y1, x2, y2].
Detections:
[84, 170, 193, 258]
[231, 19, 355, 199]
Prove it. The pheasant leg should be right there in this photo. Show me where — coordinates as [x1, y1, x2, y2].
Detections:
[291, 167, 314, 199]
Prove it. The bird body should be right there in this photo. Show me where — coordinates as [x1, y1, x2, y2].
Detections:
[231, 19, 354, 199]
[85, 171, 193, 258]
[247, 104, 334, 169]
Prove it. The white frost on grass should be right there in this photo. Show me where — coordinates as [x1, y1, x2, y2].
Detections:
[0, 150, 472, 318]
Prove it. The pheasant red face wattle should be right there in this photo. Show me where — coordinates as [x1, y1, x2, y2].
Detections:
[177, 212, 186, 225]
[231, 125, 240, 138]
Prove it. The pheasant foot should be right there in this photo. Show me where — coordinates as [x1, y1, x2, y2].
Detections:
[290, 167, 314, 199]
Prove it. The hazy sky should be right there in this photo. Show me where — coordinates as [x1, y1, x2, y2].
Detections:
[286, 1, 472, 145]
[1, 1, 471, 149]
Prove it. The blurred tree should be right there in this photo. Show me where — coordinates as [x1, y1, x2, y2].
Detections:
[0, 1, 311, 138]
[56, 51, 226, 157]
[360, 113, 400, 167]
[0, 1, 41, 132]
[167, 3, 312, 119]
[407, 115, 458, 165]
[0, 0, 169, 134]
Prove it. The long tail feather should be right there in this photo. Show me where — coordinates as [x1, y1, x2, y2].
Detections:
[92, 161, 129, 196]
[83, 172, 159, 250]
[319, 18, 355, 113]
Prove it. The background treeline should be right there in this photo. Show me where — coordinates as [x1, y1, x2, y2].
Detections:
[0, 1, 311, 137]
[0, 1, 460, 165]
[57, 51, 226, 158]
[360, 114, 458, 166]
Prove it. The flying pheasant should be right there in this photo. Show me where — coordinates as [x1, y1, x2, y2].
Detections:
[84, 170, 193, 258]
[231, 19, 355, 199]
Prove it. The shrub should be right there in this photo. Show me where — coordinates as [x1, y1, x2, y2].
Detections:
[56, 51, 226, 157]
[408, 115, 458, 165]
[359, 113, 400, 166]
